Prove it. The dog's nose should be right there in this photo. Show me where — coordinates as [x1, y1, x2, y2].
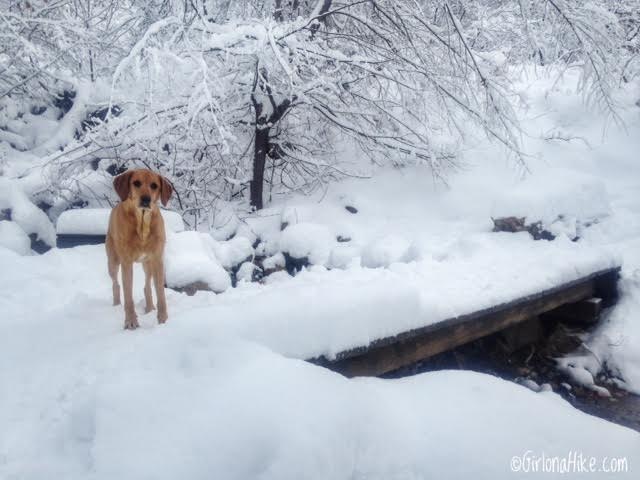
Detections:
[140, 196, 151, 208]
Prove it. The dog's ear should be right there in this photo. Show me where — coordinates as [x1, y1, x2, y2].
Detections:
[159, 175, 173, 207]
[113, 170, 133, 202]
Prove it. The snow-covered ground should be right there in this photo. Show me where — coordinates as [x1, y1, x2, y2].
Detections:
[0, 245, 639, 479]
[2, 71, 640, 478]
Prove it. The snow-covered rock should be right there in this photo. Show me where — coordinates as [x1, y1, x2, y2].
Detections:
[263, 252, 285, 271]
[279, 222, 335, 266]
[490, 168, 611, 231]
[0, 220, 31, 255]
[361, 234, 414, 268]
[212, 236, 254, 270]
[556, 358, 612, 397]
[164, 231, 231, 293]
[236, 261, 257, 283]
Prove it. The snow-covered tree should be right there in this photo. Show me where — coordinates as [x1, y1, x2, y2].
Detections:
[1, 0, 636, 224]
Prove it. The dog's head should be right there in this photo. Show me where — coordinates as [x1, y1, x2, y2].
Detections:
[113, 169, 173, 209]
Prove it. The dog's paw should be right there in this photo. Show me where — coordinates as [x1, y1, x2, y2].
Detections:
[144, 304, 155, 314]
[157, 311, 168, 324]
[124, 317, 139, 330]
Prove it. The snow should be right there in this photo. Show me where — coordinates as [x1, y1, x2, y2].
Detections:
[0, 97, 61, 151]
[501, 73, 640, 394]
[0, 244, 638, 479]
[209, 202, 240, 241]
[490, 167, 611, 234]
[212, 235, 254, 270]
[361, 234, 416, 268]
[0, 178, 56, 246]
[328, 243, 360, 269]
[235, 207, 282, 252]
[281, 204, 315, 226]
[577, 275, 640, 395]
[262, 252, 285, 270]
[56, 208, 185, 235]
[236, 261, 256, 282]
[32, 80, 91, 156]
[556, 359, 612, 398]
[56, 209, 113, 235]
[217, 234, 618, 360]
[279, 222, 335, 266]
[164, 231, 231, 293]
[4, 230, 615, 363]
[0, 220, 31, 255]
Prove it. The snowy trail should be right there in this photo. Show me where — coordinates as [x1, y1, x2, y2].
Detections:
[1, 245, 639, 479]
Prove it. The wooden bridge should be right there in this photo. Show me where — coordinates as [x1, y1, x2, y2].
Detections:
[311, 267, 620, 377]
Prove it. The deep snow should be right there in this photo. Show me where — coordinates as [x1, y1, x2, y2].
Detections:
[0, 245, 638, 480]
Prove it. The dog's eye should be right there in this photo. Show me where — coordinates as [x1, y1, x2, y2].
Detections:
[150, 182, 158, 190]
[133, 180, 142, 188]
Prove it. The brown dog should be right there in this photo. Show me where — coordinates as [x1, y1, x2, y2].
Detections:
[106, 169, 173, 329]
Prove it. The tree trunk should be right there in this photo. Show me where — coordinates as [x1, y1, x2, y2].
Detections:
[250, 127, 270, 210]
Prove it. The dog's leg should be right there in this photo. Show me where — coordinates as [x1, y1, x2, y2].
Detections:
[121, 261, 139, 330]
[142, 261, 155, 313]
[153, 259, 168, 324]
[107, 240, 121, 306]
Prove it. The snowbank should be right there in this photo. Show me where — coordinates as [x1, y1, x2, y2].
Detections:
[56, 208, 185, 235]
[0, 220, 31, 255]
